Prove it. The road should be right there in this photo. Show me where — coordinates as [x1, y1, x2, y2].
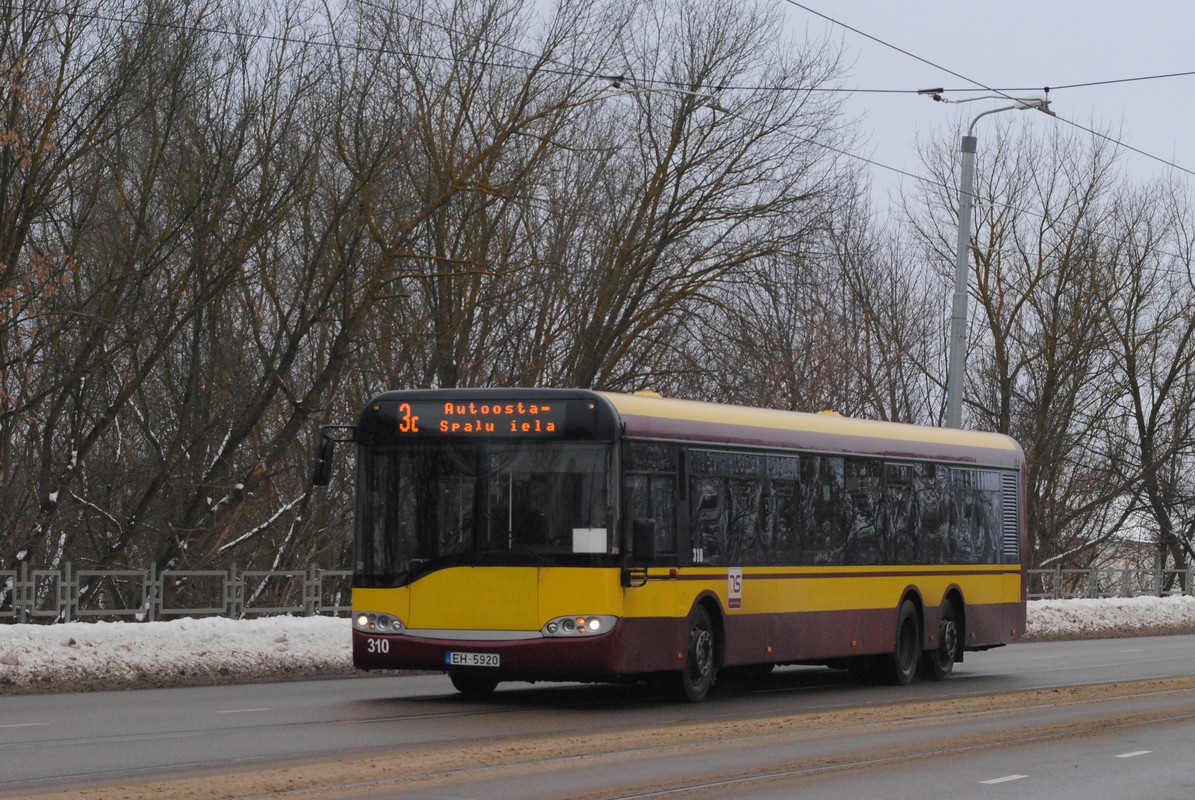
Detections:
[2, 635, 1194, 799]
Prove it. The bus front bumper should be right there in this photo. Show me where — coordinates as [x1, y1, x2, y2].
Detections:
[352, 619, 682, 679]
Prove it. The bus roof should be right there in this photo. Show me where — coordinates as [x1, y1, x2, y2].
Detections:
[599, 391, 1023, 469]
[357, 388, 1023, 470]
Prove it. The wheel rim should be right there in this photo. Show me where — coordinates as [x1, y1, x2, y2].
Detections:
[939, 617, 958, 664]
[688, 625, 714, 683]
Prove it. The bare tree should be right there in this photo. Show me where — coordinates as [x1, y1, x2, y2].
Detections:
[907, 120, 1131, 568]
[1099, 178, 1195, 589]
[539, 0, 853, 390]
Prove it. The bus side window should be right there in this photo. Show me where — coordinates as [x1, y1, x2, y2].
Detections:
[883, 463, 917, 564]
[624, 473, 677, 558]
[764, 456, 801, 566]
[799, 456, 846, 566]
[689, 474, 724, 565]
[915, 464, 950, 564]
[948, 469, 1002, 564]
[842, 458, 882, 565]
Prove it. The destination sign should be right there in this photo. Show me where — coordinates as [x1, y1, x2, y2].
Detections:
[389, 400, 567, 437]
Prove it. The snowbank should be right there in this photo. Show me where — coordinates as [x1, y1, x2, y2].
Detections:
[3, 597, 1195, 694]
[1020, 595, 1195, 642]
[0, 615, 354, 694]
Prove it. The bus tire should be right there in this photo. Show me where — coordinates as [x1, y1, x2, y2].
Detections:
[450, 672, 499, 698]
[881, 600, 921, 686]
[920, 601, 960, 681]
[671, 605, 716, 702]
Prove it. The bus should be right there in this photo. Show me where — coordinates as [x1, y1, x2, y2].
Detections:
[313, 388, 1026, 702]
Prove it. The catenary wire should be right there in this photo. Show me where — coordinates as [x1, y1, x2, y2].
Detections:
[7, 1, 1195, 271]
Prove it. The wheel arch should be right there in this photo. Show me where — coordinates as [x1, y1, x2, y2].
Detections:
[899, 585, 927, 629]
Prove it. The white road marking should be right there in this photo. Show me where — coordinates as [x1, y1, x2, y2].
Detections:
[0, 723, 49, 729]
[980, 775, 1028, 785]
[215, 708, 271, 714]
[1115, 750, 1151, 758]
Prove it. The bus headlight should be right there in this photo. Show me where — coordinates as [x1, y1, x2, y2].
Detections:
[542, 615, 617, 637]
[353, 612, 405, 633]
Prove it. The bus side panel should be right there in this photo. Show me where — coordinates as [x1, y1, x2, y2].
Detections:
[716, 568, 1021, 663]
[718, 600, 1023, 665]
[350, 567, 1024, 676]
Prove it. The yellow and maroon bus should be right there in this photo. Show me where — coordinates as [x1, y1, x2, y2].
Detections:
[314, 388, 1026, 701]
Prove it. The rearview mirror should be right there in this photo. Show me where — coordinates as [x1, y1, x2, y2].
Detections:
[312, 425, 356, 486]
[312, 433, 335, 487]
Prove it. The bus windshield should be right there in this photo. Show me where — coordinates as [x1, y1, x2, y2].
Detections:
[354, 441, 613, 585]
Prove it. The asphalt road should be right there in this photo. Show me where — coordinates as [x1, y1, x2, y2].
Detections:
[2, 635, 1195, 799]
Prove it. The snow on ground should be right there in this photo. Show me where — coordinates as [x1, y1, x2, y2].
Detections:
[3, 596, 1195, 694]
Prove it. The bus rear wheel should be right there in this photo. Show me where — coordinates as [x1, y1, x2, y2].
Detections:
[920, 601, 959, 681]
[449, 672, 499, 698]
[672, 606, 716, 702]
[880, 600, 921, 686]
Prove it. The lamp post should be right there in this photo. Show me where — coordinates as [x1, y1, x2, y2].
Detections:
[923, 91, 1055, 428]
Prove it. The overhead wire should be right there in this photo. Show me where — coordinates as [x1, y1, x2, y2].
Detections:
[8, 0, 1195, 268]
[779, 0, 1195, 180]
[351, 0, 1195, 189]
[779, 0, 1195, 272]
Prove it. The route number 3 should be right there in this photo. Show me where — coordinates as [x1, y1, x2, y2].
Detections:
[397, 403, 420, 433]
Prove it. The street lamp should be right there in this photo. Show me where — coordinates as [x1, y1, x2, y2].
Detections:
[922, 90, 1055, 428]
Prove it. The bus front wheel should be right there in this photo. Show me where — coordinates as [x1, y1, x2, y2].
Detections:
[672, 605, 716, 702]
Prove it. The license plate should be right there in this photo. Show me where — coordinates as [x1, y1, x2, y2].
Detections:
[445, 651, 500, 668]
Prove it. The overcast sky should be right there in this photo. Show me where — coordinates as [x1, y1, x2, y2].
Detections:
[782, 1, 1195, 206]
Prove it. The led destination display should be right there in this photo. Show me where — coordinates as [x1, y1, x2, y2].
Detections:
[390, 400, 568, 437]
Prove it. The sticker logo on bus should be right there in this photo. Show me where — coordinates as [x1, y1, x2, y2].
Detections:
[728, 567, 742, 609]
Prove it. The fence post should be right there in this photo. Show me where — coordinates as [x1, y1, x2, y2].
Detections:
[16, 562, 28, 624]
[227, 562, 242, 619]
[304, 565, 318, 616]
[142, 563, 158, 622]
[60, 562, 76, 623]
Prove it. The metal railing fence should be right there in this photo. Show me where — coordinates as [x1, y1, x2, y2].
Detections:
[1027, 566, 1195, 600]
[4, 563, 1193, 623]
[1, 562, 352, 623]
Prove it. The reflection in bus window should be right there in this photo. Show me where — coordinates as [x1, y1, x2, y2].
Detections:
[354, 442, 610, 585]
[843, 459, 882, 565]
[673, 449, 1016, 569]
[623, 442, 677, 557]
[687, 450, 764, 566]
